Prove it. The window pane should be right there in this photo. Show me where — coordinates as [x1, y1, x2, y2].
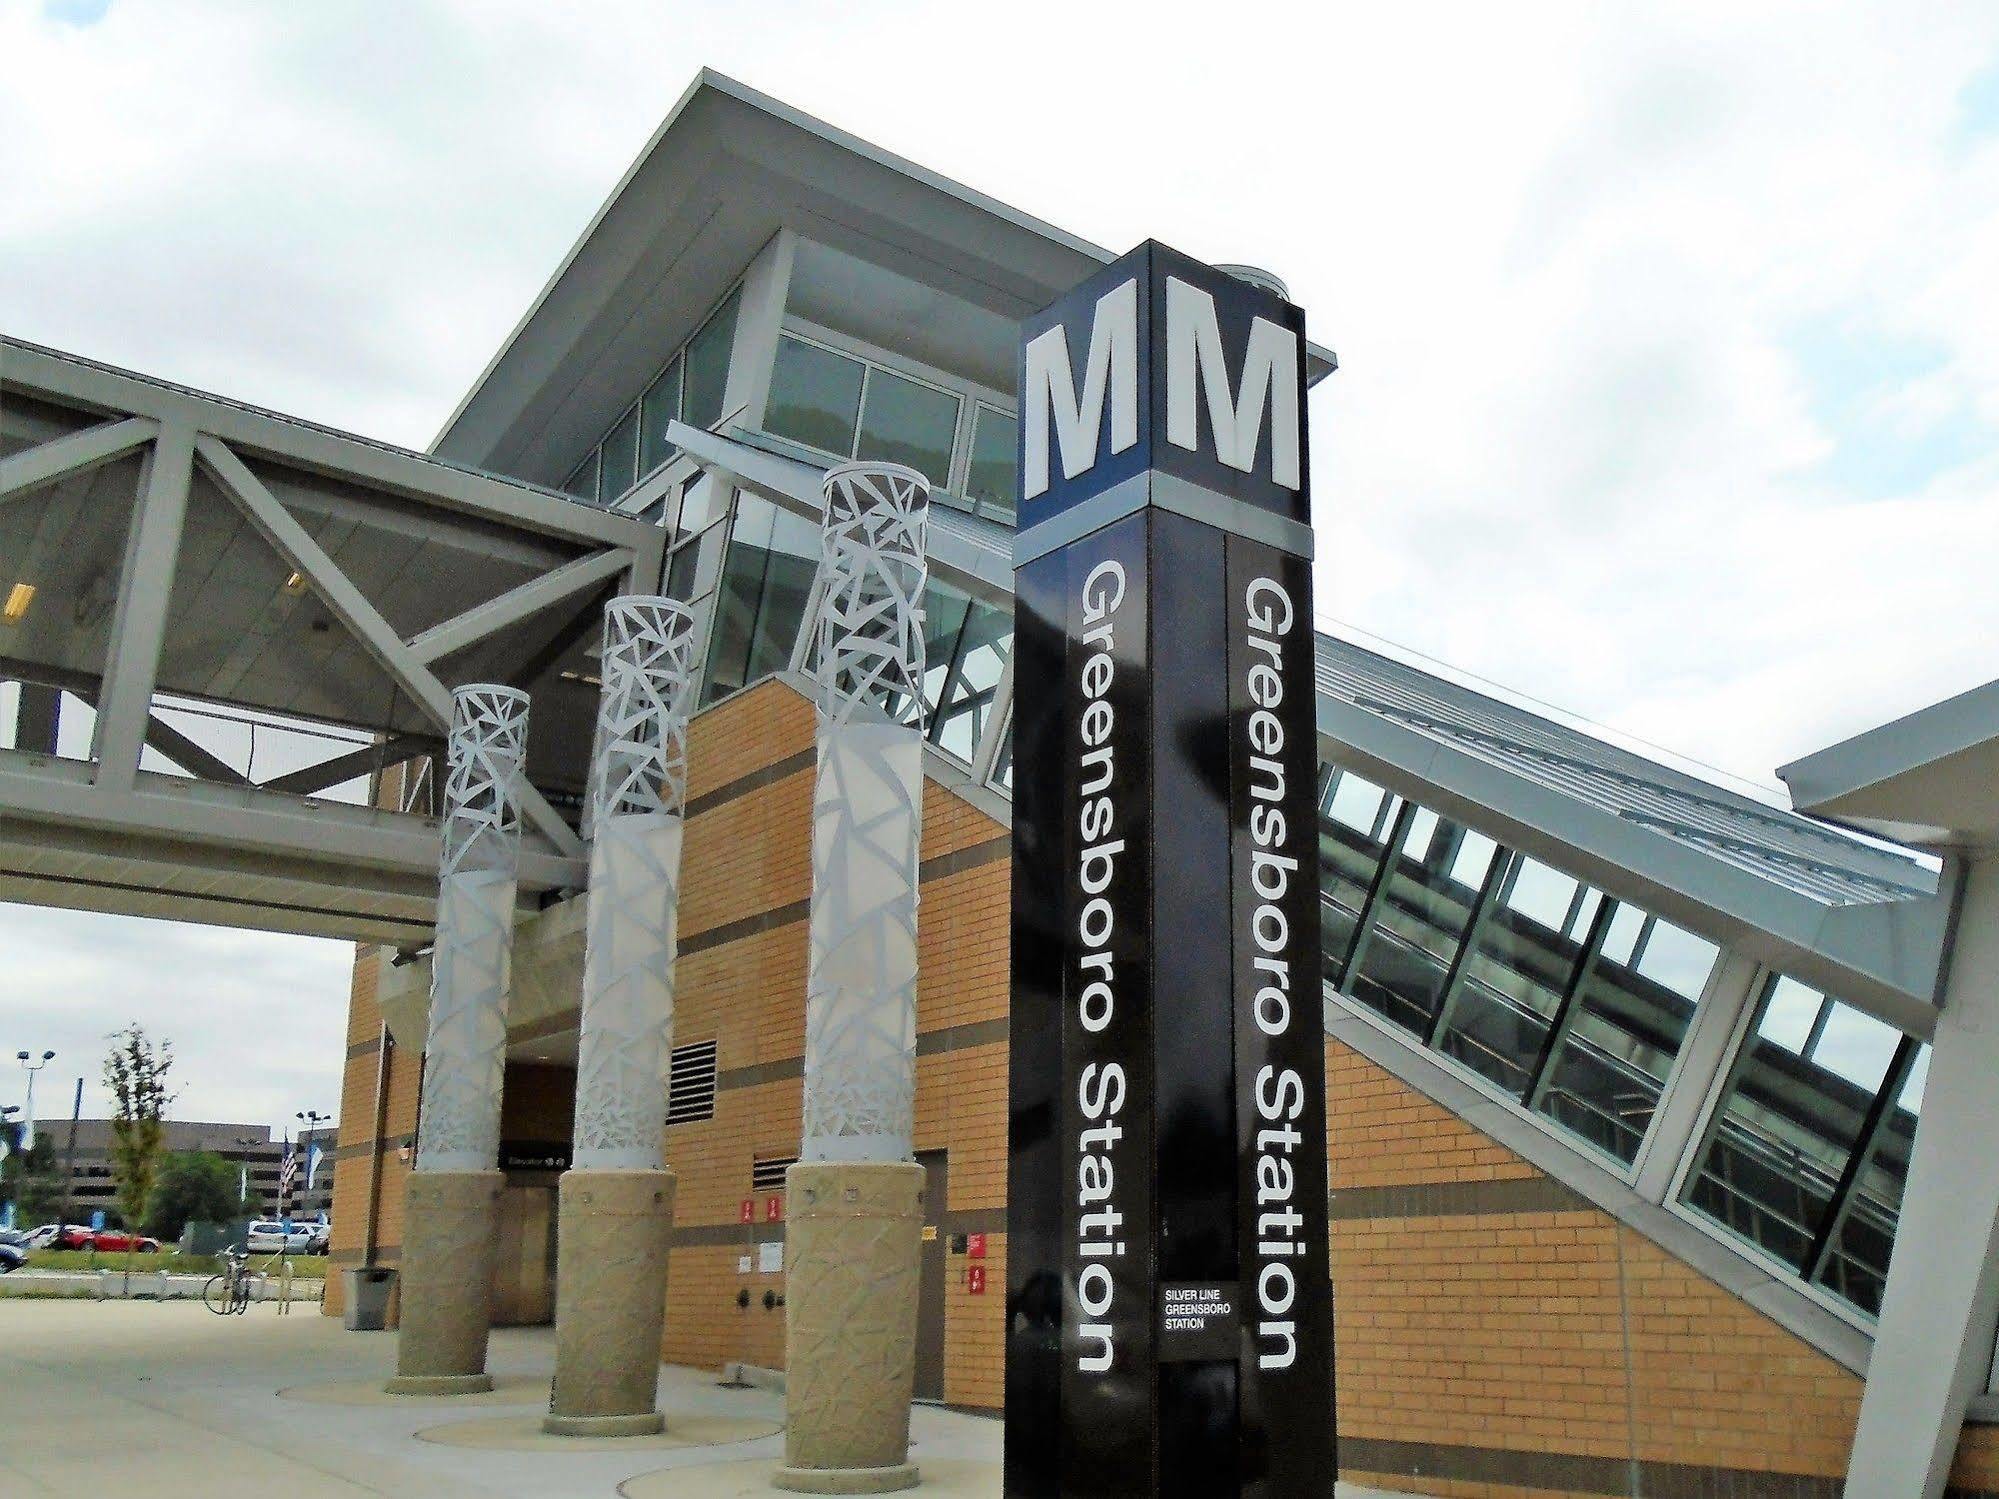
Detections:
[965, 408, 1018, 522]
[991, 721, 1013, 790]
[683, 288, 740, 431]
[601, 406, 640, 500]
[562, 450, 599, 504]
[766, 336, 864, 456]
[855, 368, 959, 484]
[1816, 1043, 1926, 1316]
[1536, 912, 1716, 1165]
[744, 506, 819, 685]
[921, 578, 1011, 764]
[1437, 854, 1592, 1097]
[640, 358, 683, 475]
[663, 538, 701, 603]
[700, 494, 816, 705]
[702, 496, 776, 704]
[1346, 808, 1491, 1038]
[1684, 977, 1891, 1275]
[1318, 769, 1398, 997]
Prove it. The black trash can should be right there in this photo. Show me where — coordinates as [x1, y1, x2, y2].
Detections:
[342, 1266, 396, 1330]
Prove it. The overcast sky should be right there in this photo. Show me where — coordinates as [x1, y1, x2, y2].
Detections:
[3, 1, 1997, 1136]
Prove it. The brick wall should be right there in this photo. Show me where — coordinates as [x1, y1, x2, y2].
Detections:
[1328, 1038, 1869, 1495]
[656, 680, 1010, 1409]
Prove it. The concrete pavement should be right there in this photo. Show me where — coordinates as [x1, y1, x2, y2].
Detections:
[0, 1300, 1418, 1496]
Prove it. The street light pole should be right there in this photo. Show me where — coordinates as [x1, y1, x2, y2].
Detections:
[296, 1110, 329, 1219]
[15, 1050, 54, 1152]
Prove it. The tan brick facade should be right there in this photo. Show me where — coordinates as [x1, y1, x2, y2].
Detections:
[331, 677, 1998, 1493]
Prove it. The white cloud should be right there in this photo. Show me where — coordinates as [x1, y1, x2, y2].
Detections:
[2, 1, 1997, 1120]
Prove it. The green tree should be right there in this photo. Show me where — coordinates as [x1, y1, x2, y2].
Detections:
[1, 1122, 62, 1226]
[103, 1024, 176, 1288]
[144, 1150, 251, 1242]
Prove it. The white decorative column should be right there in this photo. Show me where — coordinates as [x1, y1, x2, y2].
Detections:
[388, 684, 530, 1396]
[777, 462, 931, 1495]
[545, 597, 700, 1437]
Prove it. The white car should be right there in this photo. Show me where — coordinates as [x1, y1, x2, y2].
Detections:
[245, 1220, 318, 1253]
[20, 1223, 60, 1251]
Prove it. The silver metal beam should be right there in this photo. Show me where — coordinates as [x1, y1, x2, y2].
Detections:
[3, 337, 653, 549]
[405, 548, 633, 666]
[194, 434, 586, 860]
[91, 422, 195, 792]
[260, 732, 436, 797]
[0, 751, 585, 892]
[0, 416, 158, 502]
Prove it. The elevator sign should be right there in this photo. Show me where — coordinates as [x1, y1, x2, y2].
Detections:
[1006, 244, 1333, 1498]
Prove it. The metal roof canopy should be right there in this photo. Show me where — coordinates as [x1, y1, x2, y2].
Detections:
[0, 339, 665, 945]
[1319, 641, 1951, 1037]
[1780, 677, 1999, 854]
[432, 69, 1335, 488]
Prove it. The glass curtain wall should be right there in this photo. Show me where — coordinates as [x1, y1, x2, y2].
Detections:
[694, 492, 1016, 770]
[764, 332, 1018, 524]
[919, 577, 1011, 763]
[1318, 762, 1719, 1173]
[561, 288, 742, 508]
[1682, 974, 1925, 1316]
[700, 493, 819, 704]
[1314, 754, 1923, 1318]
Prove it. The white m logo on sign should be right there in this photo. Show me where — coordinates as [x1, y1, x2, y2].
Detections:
[1022, 278, 1139, 501]
[1165, 277, 1301, 491]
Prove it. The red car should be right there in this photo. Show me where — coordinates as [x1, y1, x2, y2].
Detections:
[87, 1228, 160, 1253]
[52, 1225, 158, 1252]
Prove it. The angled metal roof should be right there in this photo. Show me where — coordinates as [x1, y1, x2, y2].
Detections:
[1318, 639, 1935, 907]
[433, 69, 1333, 482]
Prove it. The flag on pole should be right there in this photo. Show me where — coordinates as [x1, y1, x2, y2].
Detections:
[306, 1141, 325, 1193]
[278, 1145, 299, 1217]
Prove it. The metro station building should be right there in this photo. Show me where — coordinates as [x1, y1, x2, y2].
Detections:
[5, 71, 1998, 1498]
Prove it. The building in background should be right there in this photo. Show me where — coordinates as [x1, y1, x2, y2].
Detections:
[26, 1118, 334, 1226]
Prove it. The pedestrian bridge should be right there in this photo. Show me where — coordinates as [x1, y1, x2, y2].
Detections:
[0, 338, 665, 946]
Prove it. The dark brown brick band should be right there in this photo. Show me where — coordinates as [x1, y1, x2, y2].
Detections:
[1328, 1173, 1586, 1221]
[1341, 1436, 1845, 1497]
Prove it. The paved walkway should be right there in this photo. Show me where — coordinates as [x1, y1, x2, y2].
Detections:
[0, 1300, 1414, 1496]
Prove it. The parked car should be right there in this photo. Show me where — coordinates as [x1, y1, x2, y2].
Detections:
[21, 1223, 61, 1250]
[245, 1220, 317, 1253]
[87, 1228, 160, 1253]
[0, 1240, 24, 1273]
[51, 1224, 97, 1250]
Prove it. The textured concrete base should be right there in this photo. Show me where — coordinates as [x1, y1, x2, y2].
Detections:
[545, 1167, 676, 1430]
[417, 1409, 778, 1451]
[279, 1372, 547, 1407]
[780, 1161, 924, 1484]
[771, 1461, 920, 1493]
[626, 1459, 996, 1497]
[388, 1169, 502, 1393]
[541, 1408, 665, 1437]
[384, 1370, 495, 1395]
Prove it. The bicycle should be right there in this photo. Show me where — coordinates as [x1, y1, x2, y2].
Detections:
[202, 1244, 256, 1316]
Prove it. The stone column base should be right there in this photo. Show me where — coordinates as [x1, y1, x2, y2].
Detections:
[772, 1462, 920, 1494]
[543, 1168, 676, 1437]
[385, 1169, 502, 1396]
[777, 1160, 924, 1493]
